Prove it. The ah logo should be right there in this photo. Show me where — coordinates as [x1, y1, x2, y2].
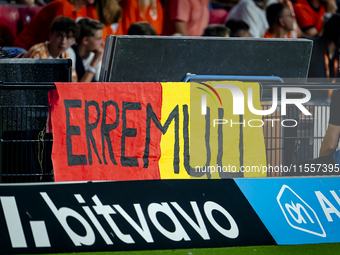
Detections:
[277, 185, 326, 237]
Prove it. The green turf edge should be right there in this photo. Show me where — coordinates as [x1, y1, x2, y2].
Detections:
[27, 243, 340, 255]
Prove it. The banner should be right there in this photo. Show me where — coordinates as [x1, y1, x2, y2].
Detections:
[235, 177, 340, 245]
[51, 82, 267, 182]
[0, 180, 275, 254]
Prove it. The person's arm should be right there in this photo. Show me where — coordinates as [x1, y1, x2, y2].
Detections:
[320, 124, 340, 156]
[79, 48, 103, 82]
[173, 20, 187, 35]
[293, 3, 322, 38]
[303, 27, 318, 38]
[320, 90, 340, 156]
[320, 0, 338, 15]
[165, 0, 190, 36]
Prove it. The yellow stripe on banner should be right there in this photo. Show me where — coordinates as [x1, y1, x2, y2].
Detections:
[201, 81, 267, 177]
[159, 82, 191, 179]
[243, 82, 267, 177]
[159, 81, 267, 179]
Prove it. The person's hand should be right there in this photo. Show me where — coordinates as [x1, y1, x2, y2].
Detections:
[320, 0, 337, 14]
[138, 0, 157, 18]
[91, 47, 104, 69]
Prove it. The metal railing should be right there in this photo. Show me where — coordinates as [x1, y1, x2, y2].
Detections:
[262, 103, 331, 177]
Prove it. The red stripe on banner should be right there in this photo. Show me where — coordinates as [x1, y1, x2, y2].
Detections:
[51, 82, 163, 182]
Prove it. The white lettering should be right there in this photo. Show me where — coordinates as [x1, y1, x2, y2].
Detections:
[148, 203, 190, 241]
[248, 87, 278, 115]
[40, 192, 95, 246]
[0, 196, 27, 248]
[113, 204, 154, 243]
[215, 84, 244, 115]
[248, 119, 264, 127]
[281, 87, 311, 116]
[230, 119, 245, 127]
[204, 201, 239, 239]
[281, 119, 298, 127]
[92, 195, 134, 244]
[315, 191, 340, 222]
[213, 119, 227, 127]
[171, 202, 210, 240]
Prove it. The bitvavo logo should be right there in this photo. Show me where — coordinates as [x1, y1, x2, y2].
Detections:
[277, 185, 326, 237]
[197, 83, 312, 128]
[0, 193, 240, 248]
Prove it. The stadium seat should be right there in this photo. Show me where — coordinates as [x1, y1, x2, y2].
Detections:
[209, 9, 228, 24]
[0, 5, 21, 46]
[0, 5, 42, 46]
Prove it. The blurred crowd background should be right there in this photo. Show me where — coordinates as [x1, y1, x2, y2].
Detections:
[0, 0, 340, 82]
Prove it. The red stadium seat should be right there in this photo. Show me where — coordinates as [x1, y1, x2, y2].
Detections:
[0, 5, 42, 46]
[0, 5, 20, 46]
[209, 9, 228, 25]
[18, 6, 42, 31]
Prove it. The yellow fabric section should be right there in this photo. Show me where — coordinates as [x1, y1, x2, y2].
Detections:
[242, 82, 267, 177]
[159, 81, 267, 179]
[159, 83, 190, 179]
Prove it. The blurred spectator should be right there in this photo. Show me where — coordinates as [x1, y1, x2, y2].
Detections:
[23, 16, 79, 82]
[293, 0, 337, 38]
[211, 0, 240, 11]
[13, 0, 98, 50]
[95, 0, 123, 40]
[226, 0, 269, 37]
[14, 0, 46, 6]
[282, 0, 301, 38]
[127, 21, 157, 35]
[264, 2, 294, 38]
[162, 0, 210, 36]
[120, 0, 164, 35]
[202, 24, 230, 36]
[308, 14, 340, 80]
[226, 19, 250, 36]
[66, 18, 104, 82]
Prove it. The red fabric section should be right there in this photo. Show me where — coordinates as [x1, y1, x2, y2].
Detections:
[293, 0, 325, 31]
[51, 82, 163, 182]
[13, 0, 98, 50]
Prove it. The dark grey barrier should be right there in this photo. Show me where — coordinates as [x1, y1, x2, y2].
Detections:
[100, 36, 312, 82]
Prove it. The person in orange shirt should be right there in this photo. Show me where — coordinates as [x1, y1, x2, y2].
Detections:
[23, 16, 79, 82]
[120, 0, 164, 35]
[293, 0, 337, 38]
[263, 2, 295, 38]
[13, 0, 98, 50]
[127, 21, 157, 35]
[95, 0, 124, 41]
